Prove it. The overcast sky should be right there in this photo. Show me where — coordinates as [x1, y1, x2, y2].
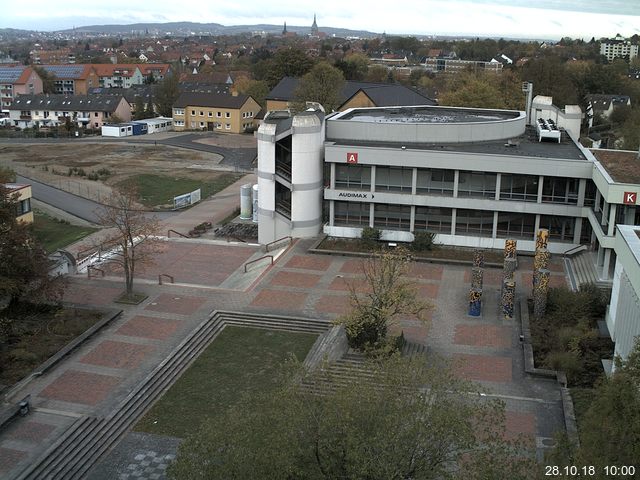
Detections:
[2, 0, 639, 39]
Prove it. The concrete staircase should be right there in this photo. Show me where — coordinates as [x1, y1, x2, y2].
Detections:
[565, 251, 612, 292]
[14, 311, 329, 480]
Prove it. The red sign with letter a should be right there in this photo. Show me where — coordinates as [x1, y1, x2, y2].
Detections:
[347, 152, 358, 164]
[624, 192, 637, 205]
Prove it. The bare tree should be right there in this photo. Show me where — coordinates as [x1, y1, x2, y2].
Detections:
[95, 185, 163, 298]
[335, 247, 431, 352]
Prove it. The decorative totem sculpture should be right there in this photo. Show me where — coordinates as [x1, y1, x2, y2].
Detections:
[533, 268, 550, 319]
[501, 239, 517, 319]
[468, 288, 482, 317]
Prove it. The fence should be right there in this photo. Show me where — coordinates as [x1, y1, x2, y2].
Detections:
[0, 160, 113, 205]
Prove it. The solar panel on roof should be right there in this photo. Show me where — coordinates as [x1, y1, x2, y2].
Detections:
[42, 65, 84, 78]
[0, 67, 26, 83]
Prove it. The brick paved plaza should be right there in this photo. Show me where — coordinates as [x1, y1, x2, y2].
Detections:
[0, 235, 569, 479]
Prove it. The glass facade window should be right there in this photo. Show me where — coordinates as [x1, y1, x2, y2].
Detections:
[334, 201, 369, 227]
[539, 215, 575, 242]
[500, 174, 539, 202]
[414, 206, 452, 233]
[457, 171, 497, 199]
[335, 164, 371, 190]
[584, 180, 597, 207]
[541, 177, 578, 204]
[416, 168, 454, 196]
[455, 209, 494, 237]
[16, 198, 31, 216]
[496, 212, 536, 239]
[373, 203, 411, 230]
[375, 166, 413, 193]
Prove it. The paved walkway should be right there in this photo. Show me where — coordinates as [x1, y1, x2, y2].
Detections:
[0, 234, 569, 478]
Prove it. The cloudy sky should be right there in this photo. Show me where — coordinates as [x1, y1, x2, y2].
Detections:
[2, 0, 639, 39]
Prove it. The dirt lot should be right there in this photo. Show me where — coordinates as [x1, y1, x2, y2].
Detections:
[0, 143, 230, 203]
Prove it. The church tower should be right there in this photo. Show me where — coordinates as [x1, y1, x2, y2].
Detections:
[282, 21, 287, 35]
[311, 14, 319, 36]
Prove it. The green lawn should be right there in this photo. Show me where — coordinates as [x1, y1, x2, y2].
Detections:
[117, 173, 241, 209]
[31, 210, 98, 253]
[134, 326, 318, 438]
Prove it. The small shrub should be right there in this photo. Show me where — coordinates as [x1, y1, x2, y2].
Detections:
[361, 226, 381, 247]
[87, 173, 99, 181]
[76, 168, 86, 177]
[8, 348, 38, 363]
[412, 231, 435, 252]
[546, 350, 584, 382]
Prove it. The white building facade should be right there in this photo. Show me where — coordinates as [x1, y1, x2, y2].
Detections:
[607, 225, 640, 365]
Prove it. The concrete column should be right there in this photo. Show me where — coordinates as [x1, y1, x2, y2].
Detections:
[601, 200, 609, 227]
[597, 245, 605, 268]
[330, 162, 335, 189]
[492, 211, 498, 238]
[602, 248, 612, 280]
[410, 205, 416, 232]
[370, 165, 376, 193]
[411, 168, 417, 195]
[453, 170, 459, 198]
[537, 175, 544, 203]
[369, 202, 374, 227]
[577, 179, 586, 207]
[574, 217, 583, 244]
[329, 200, 335, 226]
[595, 189, 601, 211]
[451, 208, 457, 236]
[495, 173, 501, 201]
[534, 214, 541, 238]
[608, 204, 617, 236]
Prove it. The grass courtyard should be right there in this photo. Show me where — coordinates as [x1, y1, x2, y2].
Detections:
[117, 173, 241, 209]
[134, 326, 318, 439]
[31, 210, 99, 253]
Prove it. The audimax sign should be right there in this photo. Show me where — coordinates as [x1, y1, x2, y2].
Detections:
[337, 192, 372, 199]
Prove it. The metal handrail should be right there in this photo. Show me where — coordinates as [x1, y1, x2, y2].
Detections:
[158, 273, 174, 285]
[265, 236, 292, 252]
[87, 266, 105, 278]
[167, 229, 188, 238]
[244, 255, 274, 273]
[562, 244, 587, 259]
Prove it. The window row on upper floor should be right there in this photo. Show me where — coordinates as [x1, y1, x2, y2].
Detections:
[333, 164, 584, 205]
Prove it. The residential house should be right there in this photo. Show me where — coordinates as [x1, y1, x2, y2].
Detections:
[92, 64, 144, 88]
[265, 77, 436, 112]
[586, 94, 631, 127]
[139, 64, 171, 83]
[172, 92, 260, 133]
[600, 35, 639, 62]
[39, 64, 99, 95]
[0, 66, 43, 115]
[8, 94, 131, 130]
[421, 56, 503, 74]
[3, 183, 33, 224]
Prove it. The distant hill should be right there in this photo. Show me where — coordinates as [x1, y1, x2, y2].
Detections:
[62, 21, 378, 38]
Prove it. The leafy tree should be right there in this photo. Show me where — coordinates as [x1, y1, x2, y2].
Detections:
[32, 66, 56, 94]
[549, 337, 640, 477]
[253, 47, 315, 89]
[335, 53, 370, 81]
[133, 96, 146, 120]
[153, 74, 180, 117]
[234, 78, 269, 108]
[365, 65, 389, 83]
[0, 169, 65, 312]
[335, 248, 430, 352]
[440, 71, 524, 110]
[293, 62, 345, 112]
[521, 56, 579, 106]
[620, 107, 640, 150]
[95, 185, 162, 298]
[168, 355, 537, 480]
[144, 94, 155, 118]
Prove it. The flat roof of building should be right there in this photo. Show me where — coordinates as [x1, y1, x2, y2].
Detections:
[591, 149, 640, 184]
[335, 105, 521, 124]
[329, 129, 587, 161]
